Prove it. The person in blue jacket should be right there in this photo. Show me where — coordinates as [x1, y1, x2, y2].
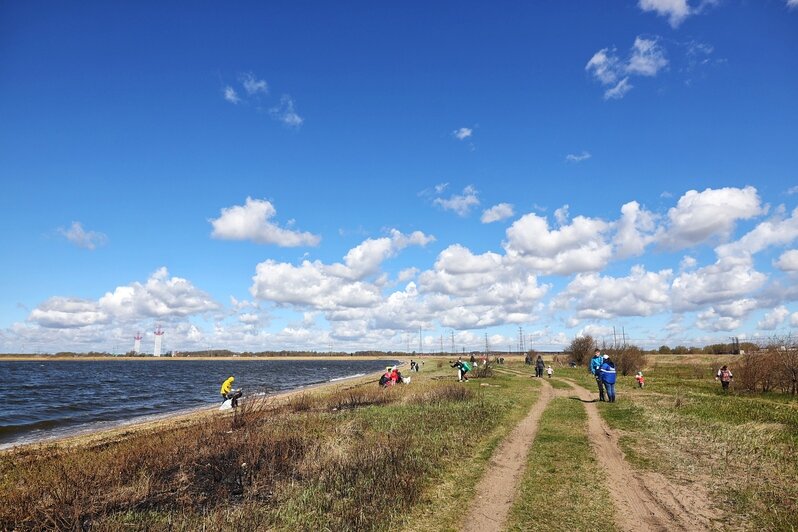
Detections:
[600, 355, 617, 403]
[589, 349, 606, 402]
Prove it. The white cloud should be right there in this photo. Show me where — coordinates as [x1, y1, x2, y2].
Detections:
[586, 48, 622, 85]
[58, 221, 108, 250]
[586, 37, 668, 100]
[434, 185, 480, 216]
[695, 308, 741, 332]
[787, 185, 798, 195]
[434, 183, 449, 194]
[715, 298, 758, 319]
[716, 207, 798, 258]
[223, 86, 241, 104]
[504, 213, 612, 275]
[775, 249, 798, 272]
[554, 205, 570, 226]
[679, 256, 697, 271]
[210, 197, 320, 247]
[638, 0, 691, 27]
[397, 268, 419, 282]
[250, 230, 434, 310]
[791, 312, 798, 327]
[627, 37, 669, 77]
[671, 256, 767, 311]
[553, 265, 672, 320]
[638, 0, 716, 27]
[613, 201, 658, 258]
[604, 78, 633, 100]
[757, 306, 789, 330]
[481, 203, 515, 224]
[453, 127, 473, 140]
[270, 95, 303, 127]
[661, 186, 763, 249]
[29, 267, 219, 329]
[565, 151, 592, 163]
[239, 72, 268, 95]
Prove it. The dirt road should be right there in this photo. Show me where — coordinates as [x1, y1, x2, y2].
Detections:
[461, 378, 553, 532]
[564, 379, 717, 531]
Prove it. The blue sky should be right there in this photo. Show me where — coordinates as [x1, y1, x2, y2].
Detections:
[1, 1, 797, 353]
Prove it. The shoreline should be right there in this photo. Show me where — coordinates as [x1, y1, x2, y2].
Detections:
[0, 363, 402, 454]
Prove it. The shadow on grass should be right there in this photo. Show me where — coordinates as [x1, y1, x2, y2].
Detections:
[568, 396, 598, 403]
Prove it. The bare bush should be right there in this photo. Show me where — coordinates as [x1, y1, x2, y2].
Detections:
[568, 335, 595, 366]
[605, 345, 647, 376]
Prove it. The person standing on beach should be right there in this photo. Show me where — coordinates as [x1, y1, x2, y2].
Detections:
[220, 376, 240, 407]
[600, 355, 617, 403]
[590, 349, 606, 401]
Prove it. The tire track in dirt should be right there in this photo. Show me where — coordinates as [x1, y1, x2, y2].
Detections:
[561, 379, 716, 532]
[461, 379, 553, 532]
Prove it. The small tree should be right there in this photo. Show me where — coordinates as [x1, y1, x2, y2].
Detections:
[658, 345, 671, 354]
[568, 335, 596, 366]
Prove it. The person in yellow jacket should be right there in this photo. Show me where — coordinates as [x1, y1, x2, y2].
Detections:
[220, 376, 240, 407]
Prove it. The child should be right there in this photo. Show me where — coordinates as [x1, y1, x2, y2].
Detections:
[635, 371, 645, 388]
[546, 365, 553, 378]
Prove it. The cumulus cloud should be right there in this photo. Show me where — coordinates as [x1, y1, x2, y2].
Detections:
[434, 185, 480, 216]
[223, 86, 241, 104]
[695, 308, 741, 332]
[452, 127, 473, 140]
[504, 213, 612, 275]
[661, 186, 763, 249]
[716, 207, 798, 258]
[758, 306, 789, 330]
[270, 95, 303, 127]
[481, 203, 515, 223]
[210, 197, 320, 247]
[250, 230, 434, 310]
[554, 205, 570, 226]
[565, 151, 592, 163]
[586, 37, 668, 99]
[671, 256, 767, 311]
[613, 201, 658, 258]
[774, 249, 798, 272]
[638, 0, 716, 27]
[58, 221, 108, 250]
[29, 267, 219, 329]
[553, 265, 672, 320]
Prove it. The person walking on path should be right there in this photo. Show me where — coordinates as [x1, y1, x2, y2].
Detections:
[535, 355, 545, 378]
[600, 355, 617, 403]
[590, 349, 606, 401]
[716, 365, 733, 391]
[546, 365, 553, 378]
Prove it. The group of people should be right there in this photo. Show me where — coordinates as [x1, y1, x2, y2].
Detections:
[590, 349, 617, 402]
[409, 360, 422, 372]
[533, 355, 553, 378]
[379, 365, 407, 387]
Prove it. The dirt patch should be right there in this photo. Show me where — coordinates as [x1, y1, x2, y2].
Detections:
[462, 380, 553, 532]
[562, 379, 718, 531]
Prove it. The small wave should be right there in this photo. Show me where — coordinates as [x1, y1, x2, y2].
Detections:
[329, 373, 366, 382]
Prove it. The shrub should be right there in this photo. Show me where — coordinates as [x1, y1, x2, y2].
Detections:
[568, 335, 595, 366]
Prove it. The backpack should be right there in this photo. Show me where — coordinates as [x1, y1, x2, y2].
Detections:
[719, 369, 732, 383]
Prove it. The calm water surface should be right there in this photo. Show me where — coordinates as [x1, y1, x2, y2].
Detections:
[0, 358, 397, 447]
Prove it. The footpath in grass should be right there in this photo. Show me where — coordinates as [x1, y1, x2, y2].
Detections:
[558, 361, 798, 531]
[505, 395, 617, 532]
[0, 363, 540, 532]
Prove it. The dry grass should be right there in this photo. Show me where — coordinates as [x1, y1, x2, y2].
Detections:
[0, 378, 489, 531]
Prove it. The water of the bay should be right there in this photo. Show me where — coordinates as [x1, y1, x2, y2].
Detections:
[0, 358, 398, 447]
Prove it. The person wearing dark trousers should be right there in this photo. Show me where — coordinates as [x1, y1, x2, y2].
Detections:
[600, 355, 617, 403]
[535, 355, 545, 378]
[589, 349, 606, 402]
